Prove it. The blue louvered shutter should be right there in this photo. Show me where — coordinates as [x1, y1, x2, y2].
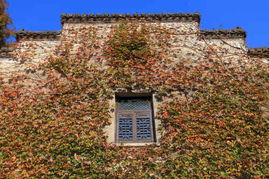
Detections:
[116, 98, 154, 143]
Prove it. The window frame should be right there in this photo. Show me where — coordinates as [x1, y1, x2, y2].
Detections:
[114, 94, 157, 144]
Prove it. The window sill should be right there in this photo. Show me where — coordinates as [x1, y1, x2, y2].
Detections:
[113, 142, 160, 147]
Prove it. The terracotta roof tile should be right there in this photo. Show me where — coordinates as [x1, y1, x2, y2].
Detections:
[248, 47, 269, 58]
[0, 47, 14, 58]
[200, 27, 246, 39]
[16, 31, 61, 41]
[61, 12, 201, 24]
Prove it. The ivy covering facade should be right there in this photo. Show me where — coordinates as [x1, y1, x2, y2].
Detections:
[0, 14, 268, 178]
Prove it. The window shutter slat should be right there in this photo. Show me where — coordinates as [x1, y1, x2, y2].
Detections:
[116, 97, 155, 143]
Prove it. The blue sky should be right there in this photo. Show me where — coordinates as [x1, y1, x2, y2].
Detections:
[7, 0, 269, 48]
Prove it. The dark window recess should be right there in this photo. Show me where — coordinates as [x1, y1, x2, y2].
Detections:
[116, 97, 155, 143]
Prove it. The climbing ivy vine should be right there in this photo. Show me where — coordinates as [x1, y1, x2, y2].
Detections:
[0, 21, 268, 178]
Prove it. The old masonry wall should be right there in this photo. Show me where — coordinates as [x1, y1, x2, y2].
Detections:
[0, 13, 268, 144]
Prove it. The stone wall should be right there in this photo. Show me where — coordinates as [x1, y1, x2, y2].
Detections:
[0, 31, 61, 78]
[0, 13, 254, 75]
[248, 47, 269, 64]
[0, 13, 268, 144]
[60, 16, 247, 64]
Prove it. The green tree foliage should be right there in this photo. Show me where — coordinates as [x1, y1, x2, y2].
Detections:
[0, 22, 268, 178]
[0, 0, 12, 47]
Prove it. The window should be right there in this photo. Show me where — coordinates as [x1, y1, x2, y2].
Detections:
[115, 95, 156, 143]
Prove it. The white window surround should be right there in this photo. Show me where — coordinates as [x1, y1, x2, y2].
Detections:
[105, 92, 161, 146]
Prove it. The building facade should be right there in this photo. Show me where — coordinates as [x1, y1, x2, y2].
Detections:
[0, 13, 268, 145]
